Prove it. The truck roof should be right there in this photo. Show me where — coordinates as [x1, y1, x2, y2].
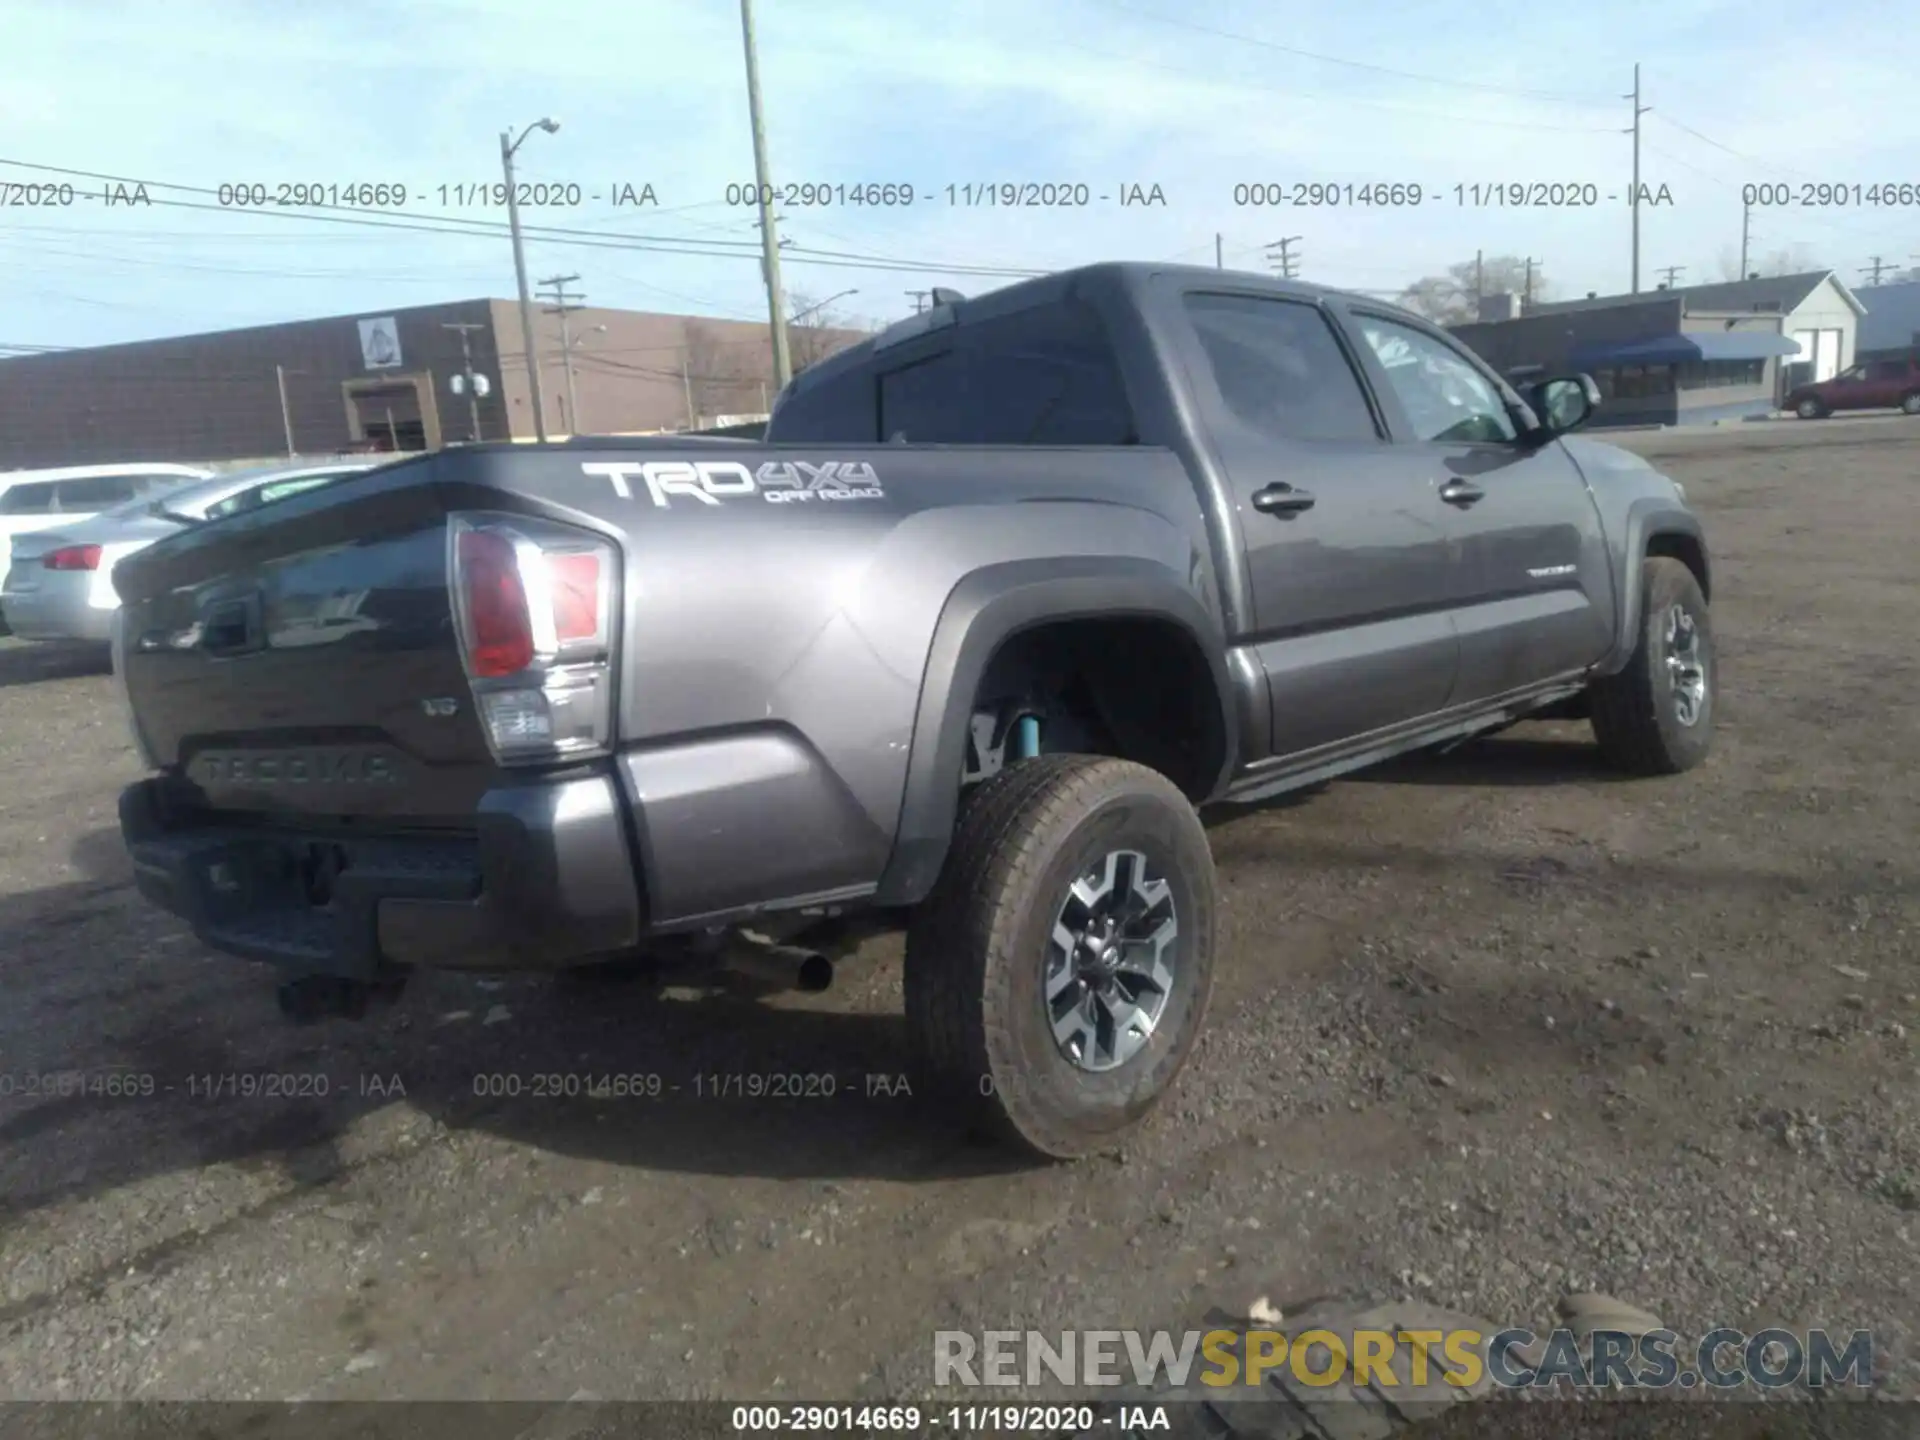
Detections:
[778, 261, 1423, 408]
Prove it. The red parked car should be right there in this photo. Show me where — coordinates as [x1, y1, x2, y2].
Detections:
[1785, 355, 1920, 418]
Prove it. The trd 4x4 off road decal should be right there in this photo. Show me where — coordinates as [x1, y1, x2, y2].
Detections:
[582, 460, 884, 508]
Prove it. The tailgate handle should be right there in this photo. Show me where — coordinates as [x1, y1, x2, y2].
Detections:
[201, 596, 263, 655]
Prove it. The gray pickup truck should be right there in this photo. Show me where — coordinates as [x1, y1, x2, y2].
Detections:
[112, 261, 1713, 1158]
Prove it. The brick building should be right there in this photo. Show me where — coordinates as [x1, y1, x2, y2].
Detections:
[0, 300, 865, 469]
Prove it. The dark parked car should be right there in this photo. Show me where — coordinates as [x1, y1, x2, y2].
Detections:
[1785, 355, 1920, 418]
[110, 262, 1714, 1159]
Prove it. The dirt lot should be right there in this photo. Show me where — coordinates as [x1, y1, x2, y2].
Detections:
[0, 420, 1915, 1406]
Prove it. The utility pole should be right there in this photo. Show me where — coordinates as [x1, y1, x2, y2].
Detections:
[1215, 233, 1224, 269]
[739, 0, 792, 391]
[681, 351, 696, 430]
[1522, 256, 1540, 309]
[1739, 198, 1752, 279]
[443, 322, 486, 442]
[500, 118, 560, 442]
[538, 274, 585, 434]
[906, 290, 930, 314]
[1862, 256, 1892, 286]
[1264, 235, 1302, 279]
[1657, 264, 1686, 288]
[274, 364, 295, 458]
[1474, 249, 1485, 305]
[1623, 63, 1651, 294]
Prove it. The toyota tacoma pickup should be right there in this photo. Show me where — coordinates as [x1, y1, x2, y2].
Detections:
[111, 261, 1714, 1159]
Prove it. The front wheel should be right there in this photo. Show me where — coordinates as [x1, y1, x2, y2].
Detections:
[1795, 397, 1826, 419]
[1900, 391, 1920, 416]
[1588, 557, 1715, 776]
[904, 754, 1217, 1160]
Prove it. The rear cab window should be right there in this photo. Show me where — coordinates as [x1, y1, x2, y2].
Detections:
[203, 474, 348, 522]
[770, 295, 1137, 445]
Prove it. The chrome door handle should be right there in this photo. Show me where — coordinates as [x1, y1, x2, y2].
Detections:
[1439, 481, 1485, 507]
[1253, 483, 1316, 515]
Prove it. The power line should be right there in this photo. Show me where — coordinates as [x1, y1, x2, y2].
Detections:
[538, 273, 588, 432]
[1639, 127, 1920, 253]
[1264, 236, 1302, 280]
[1050, 36, 1616, 134]
[0, 158, 1048, 279]
[1861, 256, 1895, 286]
[1085, 0, 1613, 104]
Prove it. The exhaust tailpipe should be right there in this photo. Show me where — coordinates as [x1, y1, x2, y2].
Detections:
[718, 930, 835, 993]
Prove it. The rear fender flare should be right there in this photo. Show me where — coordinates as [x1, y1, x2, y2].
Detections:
[873, 556, 1237, 906]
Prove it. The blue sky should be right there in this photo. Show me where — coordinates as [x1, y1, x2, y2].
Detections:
[1, 0, 1914, 347]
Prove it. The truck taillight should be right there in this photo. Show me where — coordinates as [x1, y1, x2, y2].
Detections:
[45, 544, 103, 571]
[448, 514, 619, 766]
[456, 529, 535, 677]
[547, 552, 602, 643]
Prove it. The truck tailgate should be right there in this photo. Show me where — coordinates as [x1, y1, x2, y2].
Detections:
[112, 462, 501, 827]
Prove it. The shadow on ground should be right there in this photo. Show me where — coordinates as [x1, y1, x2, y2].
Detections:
[3, 791, 1913, 1235]
[0, 638, 112, 689]
[1354, 733, 1628, 788]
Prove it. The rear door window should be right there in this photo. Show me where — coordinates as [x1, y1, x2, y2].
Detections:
[1180, 292, 1382, 443]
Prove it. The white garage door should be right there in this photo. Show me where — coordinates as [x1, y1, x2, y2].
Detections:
[1814, 330, 1842, 381]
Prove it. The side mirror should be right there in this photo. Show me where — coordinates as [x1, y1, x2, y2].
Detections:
[1526, 374, 1601, 437]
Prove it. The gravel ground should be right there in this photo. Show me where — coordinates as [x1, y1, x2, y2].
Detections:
[0, 419, 1915, 1405]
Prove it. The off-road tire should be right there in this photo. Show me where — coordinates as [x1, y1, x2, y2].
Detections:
[904, 754, 1217, 1160]
[1589, 557, 1715, 776]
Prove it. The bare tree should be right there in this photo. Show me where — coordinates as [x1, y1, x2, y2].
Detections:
[1396, 256, 1548, 324]
[1715, 244, 1830, 282]
[787, 291, 863, 372]
[1757, 245, 1827, 279]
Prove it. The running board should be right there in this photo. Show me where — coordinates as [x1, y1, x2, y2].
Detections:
[1223, 681, 1588, 808]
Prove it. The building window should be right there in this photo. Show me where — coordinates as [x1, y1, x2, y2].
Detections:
[1676, 359, 1765, 390]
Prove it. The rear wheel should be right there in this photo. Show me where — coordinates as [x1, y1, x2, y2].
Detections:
[1795, 397, 1826, 419]
[1589, 557, 1715, 776]
[904, 754, 1217, 1160]
[1900, 391, 1920, 416]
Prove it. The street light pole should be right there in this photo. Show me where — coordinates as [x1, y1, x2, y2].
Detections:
[789, 287, 858, 326]
[501, 118, 559, 442]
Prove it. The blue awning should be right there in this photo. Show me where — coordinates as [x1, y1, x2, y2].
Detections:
[1568, 331, 1803, 369]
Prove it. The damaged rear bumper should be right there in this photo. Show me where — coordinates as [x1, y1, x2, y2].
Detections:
[118, 773, 645, 979]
